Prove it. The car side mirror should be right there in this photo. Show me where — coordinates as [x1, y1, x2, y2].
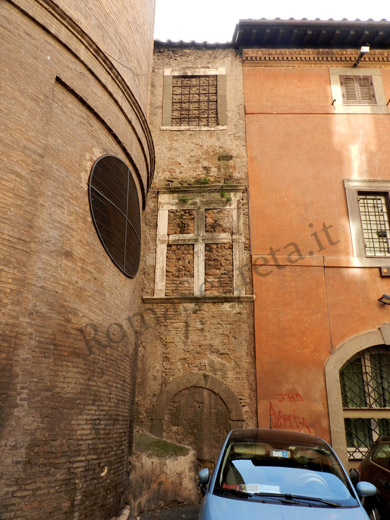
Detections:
[199, 468, 210, 496]
[356, 481, 377, 497]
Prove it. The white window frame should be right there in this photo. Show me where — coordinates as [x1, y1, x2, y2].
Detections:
[344, 179, 390, 267]
[154, 189, 246, 297]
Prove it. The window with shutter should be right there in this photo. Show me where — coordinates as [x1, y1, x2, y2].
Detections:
[330, 68, 386, 114]
[340, 75, 376, 105]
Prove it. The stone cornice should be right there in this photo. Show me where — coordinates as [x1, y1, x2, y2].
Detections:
[157, 184, 247, 194]
[243, 48, 390, 67]
[143, 295, 255, 304]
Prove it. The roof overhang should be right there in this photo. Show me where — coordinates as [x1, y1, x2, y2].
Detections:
[233, 19, 390, 49]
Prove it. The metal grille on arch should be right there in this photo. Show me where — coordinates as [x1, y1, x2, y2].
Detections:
[340, 346, 390, 460]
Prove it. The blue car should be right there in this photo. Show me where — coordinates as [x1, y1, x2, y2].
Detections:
[199, 429, 376, 520]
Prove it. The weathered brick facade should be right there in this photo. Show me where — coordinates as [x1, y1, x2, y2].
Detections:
[137, 45, 257, 470]
[0, 1, 154, 518]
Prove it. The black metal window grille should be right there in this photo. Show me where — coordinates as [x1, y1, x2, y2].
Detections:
[171, 75, 218, 127]
[340, 347, 390, 459]
[358, 192, 390, 257]
[344, 418, 390, 459]
[89, 155, 141, 277]
[340, 75, 376, 105]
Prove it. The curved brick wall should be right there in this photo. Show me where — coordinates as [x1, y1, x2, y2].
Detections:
[0, 1, 154, 518]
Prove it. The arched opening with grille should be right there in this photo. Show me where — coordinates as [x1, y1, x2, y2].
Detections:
[89, 155, 141, 277]
[340, 346, 390, 460]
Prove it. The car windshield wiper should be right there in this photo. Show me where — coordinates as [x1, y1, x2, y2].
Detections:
[214, 488, 341, 508]
[214, 487, 251, 499]
[252, 492, 341, 508]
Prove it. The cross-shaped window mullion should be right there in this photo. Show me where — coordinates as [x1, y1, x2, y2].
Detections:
[168, 209, 232, 296]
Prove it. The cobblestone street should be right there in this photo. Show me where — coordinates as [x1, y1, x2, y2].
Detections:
[138, 504, 200, 520]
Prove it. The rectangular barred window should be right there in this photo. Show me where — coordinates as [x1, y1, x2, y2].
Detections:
[171, 75, 218, 127]
[358, 193, 390, 256]
[340, 75, 376, 105]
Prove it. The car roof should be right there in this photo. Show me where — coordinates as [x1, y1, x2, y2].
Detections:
[228, 428, 330, 447]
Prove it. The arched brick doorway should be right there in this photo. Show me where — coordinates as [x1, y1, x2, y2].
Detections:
[151, 373, 244, 466]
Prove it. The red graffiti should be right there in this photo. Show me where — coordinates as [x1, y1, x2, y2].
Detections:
[277, 393, 304, 403]
[269, 402, 312, 434]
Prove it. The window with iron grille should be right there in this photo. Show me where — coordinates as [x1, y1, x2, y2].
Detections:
[340, 75, 376, 105]
[340, 346, 390, 460]
[171, 75, 218, 127]
[344, 180, 390, 266]
[358, 193, 390, 257]
[162, 68, 227, 129]
[88, 155, 141, 277]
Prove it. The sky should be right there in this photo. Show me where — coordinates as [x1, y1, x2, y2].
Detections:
[154, 0, 390, 43]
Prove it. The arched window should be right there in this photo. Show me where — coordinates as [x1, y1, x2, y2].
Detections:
[340, 346, 390, 460]
[89, 155, 141, 277]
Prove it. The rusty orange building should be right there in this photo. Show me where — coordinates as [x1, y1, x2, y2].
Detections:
[235, 19, 390, 467]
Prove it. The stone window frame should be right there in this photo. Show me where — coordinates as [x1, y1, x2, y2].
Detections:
[344, 179, 390, 267]
[330, 68, 387, 114]
[340, 346, 390, 461]
[154, 187, 246, 298]
[339, 75, 376, 105]
[161, 68, 227, 130]
[325, 325, 390, 469]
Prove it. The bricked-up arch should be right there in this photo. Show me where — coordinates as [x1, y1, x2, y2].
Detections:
[151, 373, 244, 463]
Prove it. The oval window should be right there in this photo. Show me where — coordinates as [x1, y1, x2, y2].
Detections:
[88, 155, 141, 277]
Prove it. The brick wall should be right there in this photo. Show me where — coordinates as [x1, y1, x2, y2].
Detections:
[137, 45, 257, 471]
[0, 1, 154, 518]
[55, 0, 155, 114]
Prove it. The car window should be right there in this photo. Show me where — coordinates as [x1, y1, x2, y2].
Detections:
[372, 442, 390, 469]
[214, 441, 358, 506]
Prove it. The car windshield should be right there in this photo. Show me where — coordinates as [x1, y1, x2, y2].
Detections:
[214, 440, 358, 507]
